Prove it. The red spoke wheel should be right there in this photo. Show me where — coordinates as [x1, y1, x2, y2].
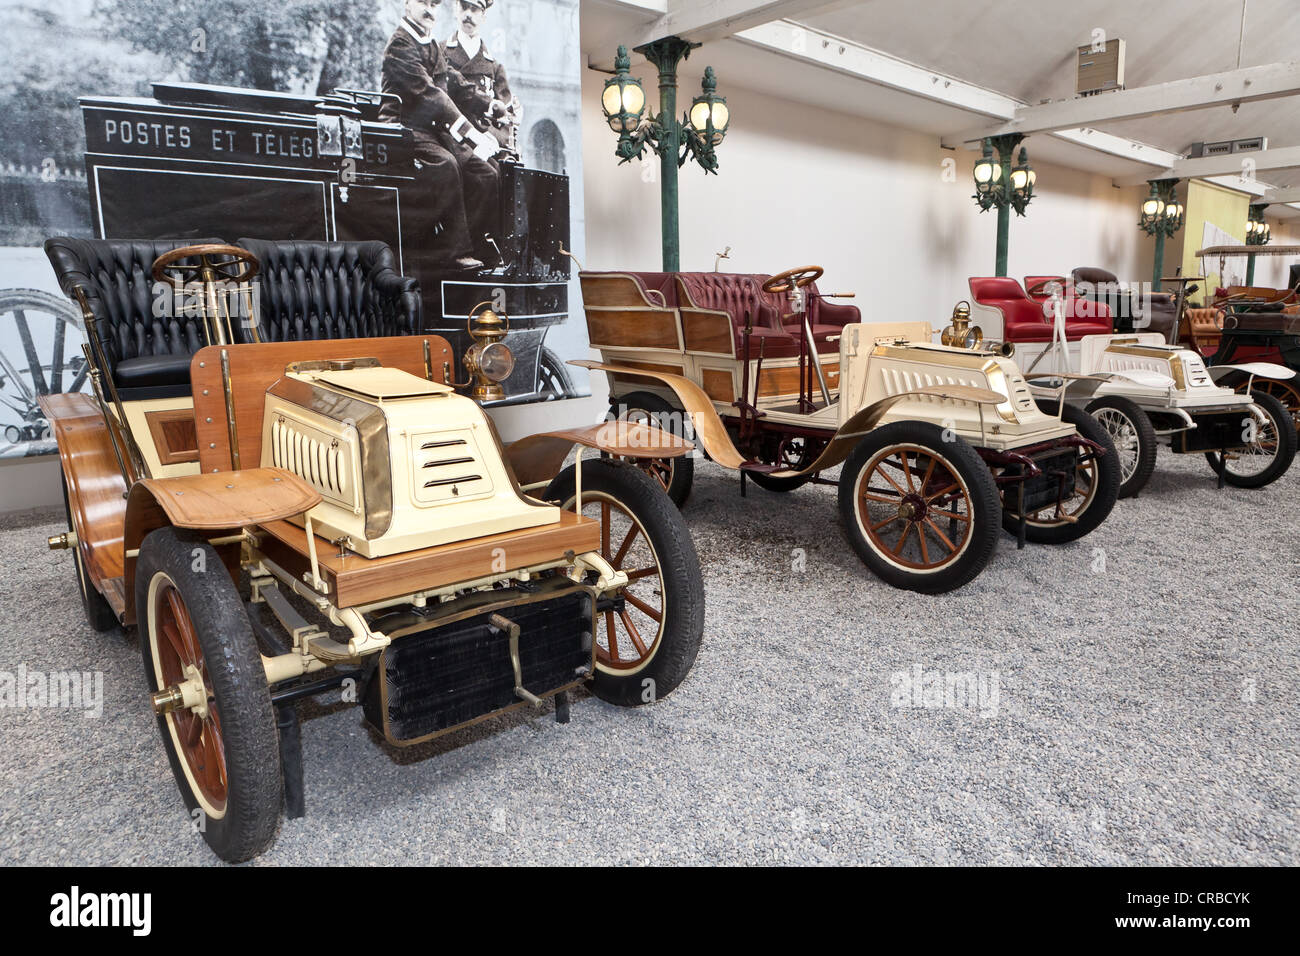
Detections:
[839, 421, 1000, 594]
[545, 459, 703, 706]
[137, 527, 281, 863]
[610, 392, 694, 507]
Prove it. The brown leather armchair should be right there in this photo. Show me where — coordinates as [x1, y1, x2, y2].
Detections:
[1071, 266, 1176, 341]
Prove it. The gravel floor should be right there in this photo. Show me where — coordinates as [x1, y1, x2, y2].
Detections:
[1, 449, 1297, 866]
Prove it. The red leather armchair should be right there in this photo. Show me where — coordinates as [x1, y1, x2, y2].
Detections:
[969, 277, 1112, 343]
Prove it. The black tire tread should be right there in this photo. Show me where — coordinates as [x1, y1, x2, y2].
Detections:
[1205, 390, 1298, 488]
[544, 459, 703, 706]
[136, 527, 281, 863]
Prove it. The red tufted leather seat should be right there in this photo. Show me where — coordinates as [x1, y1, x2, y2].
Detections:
[970, 276, 1112, 343]
[743, 274, 861, 350]
[676, 272, 801, 359]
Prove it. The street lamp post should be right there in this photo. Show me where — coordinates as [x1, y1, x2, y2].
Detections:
[972, 133, 1035, 277]
[601, 40, 729, 272]
[1245, 203, 1272, 285]
[1138, 179, 1184, 293]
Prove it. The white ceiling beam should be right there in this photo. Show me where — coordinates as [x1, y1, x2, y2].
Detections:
[944, 61, 1300, 146]
[1264, 187, 1300, 203]
[1116, 146, 1300, 186]
[1050, 128, 1181, 167]
[599, 0, 668, 15]
[735, 20, 1021, 118]
[631, 0, 841, 48]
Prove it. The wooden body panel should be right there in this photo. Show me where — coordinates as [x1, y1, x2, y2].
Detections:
[256, 510, 601, 608]
[144, 408, 200, 465]
[680, 308, 735, 355]
[38, 392, 129, 591]
[756, 361, 840, 398]
[191, 336, 453, 475]
[585, 310, 682, 350]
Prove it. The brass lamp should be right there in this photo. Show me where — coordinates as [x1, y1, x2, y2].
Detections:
[941, 301, 984, 350]
[457, 303, 516, 403]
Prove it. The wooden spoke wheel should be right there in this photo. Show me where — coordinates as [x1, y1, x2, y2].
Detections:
[610, 391, 694, 507]
[1206, 390, 1298, 489]
[149, 575, 228, 818]
[838, 421, 1000, 594]
[544, 460, 703, 706]
[137, 527, 281, 863]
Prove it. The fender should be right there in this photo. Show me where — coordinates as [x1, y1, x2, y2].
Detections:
[766, 385, 1004, 479]
[1207, 362, 1296, 384]
[505, 420, 694, 488]
[123, 467, 320, 623]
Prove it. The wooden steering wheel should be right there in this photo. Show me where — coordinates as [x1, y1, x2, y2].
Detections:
[151, 244, 260, 288]
[762, 265, 824, 295]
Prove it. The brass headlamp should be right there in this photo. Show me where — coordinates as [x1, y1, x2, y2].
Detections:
[941, 301, 983, 350]
[454, 302, 516, 403]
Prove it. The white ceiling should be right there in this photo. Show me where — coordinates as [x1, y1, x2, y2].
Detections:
[582, 0, 1300, 214]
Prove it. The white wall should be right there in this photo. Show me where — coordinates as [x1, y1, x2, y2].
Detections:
[581, 68, 1155, 314]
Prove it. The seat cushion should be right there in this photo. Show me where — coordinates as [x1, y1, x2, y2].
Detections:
[781, 322, 842, 353]
[113, 353, 196, 389]
[737, 326, 799, 359]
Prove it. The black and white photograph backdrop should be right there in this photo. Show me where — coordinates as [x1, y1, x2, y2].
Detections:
[0, 0, 589, 459]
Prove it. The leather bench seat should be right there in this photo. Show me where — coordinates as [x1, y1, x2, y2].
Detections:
[113, 353, 198, 389]
[970, 276, 1113, 343]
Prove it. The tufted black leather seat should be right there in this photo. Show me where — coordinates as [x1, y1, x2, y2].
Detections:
[235, 239, 422, 343]
[44, 237, 225, 395]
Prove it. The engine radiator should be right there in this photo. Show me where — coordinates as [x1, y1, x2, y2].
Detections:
[363, 589, 595, 746]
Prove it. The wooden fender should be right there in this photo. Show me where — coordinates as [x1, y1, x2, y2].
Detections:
[123, 468, 321, 623]
[506, 420, 694, 488]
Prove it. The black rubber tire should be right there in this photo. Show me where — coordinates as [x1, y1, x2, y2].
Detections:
[1085, 395, 1157, 499]
[544, 459, 703, 706]
[136, 527, 281, 863]
[1005, 402, 1121, 544]
[1205, 390, 1298, 489]
[837, 421, 1001, 594]
[60, 475, 118, 632]
[610, 391, 695, 507]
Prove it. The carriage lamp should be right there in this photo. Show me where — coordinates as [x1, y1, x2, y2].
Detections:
[455, 303, 515, 403]
[1246, 204, 1272, 246]
[941, 301, 984, 350]
[971, 134, 1035, 276]
[601, 36, 728, 270]
[1138, 179, 1183, 291]
[686, 67, 729, 149]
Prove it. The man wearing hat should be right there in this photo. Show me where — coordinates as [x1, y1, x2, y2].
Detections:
[444, 0, 519, 153]
[380, 0, 501, 271]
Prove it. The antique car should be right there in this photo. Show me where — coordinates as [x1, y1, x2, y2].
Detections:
[1183, 244, 1300, 436]
[77, 82, 576, 402]
[970, 276, 1297, 498]
[41, 238, 703, 863]
[574, 263, 1121, 595]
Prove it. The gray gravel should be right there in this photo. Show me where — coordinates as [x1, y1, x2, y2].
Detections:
[1, 448, 1297, 866]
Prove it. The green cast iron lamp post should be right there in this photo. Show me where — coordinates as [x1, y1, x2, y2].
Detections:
[601, 39, 729, 271]
[1245, 202, 1271, 285]
[972, 134, 1035, 277]
[1138, 179, 1183, 292]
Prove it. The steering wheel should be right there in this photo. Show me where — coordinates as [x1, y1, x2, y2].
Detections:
[762, 265, 824, 295]
[1027, 278, 1065, 298]
[152, 244, 260, 288]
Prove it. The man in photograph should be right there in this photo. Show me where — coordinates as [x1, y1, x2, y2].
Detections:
[380, 0, 500, 270]
[444, 0, 519, 153]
